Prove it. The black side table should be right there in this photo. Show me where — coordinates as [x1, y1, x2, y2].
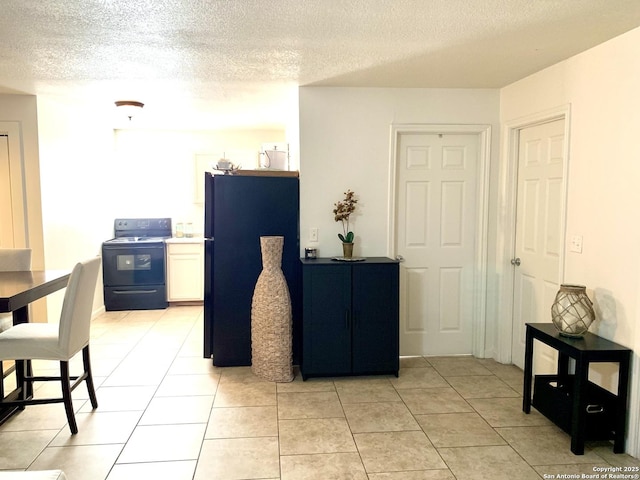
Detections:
[522, 323, 631, 455]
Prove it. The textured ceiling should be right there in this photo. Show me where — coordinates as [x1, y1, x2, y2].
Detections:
[1, 0, 640, 129]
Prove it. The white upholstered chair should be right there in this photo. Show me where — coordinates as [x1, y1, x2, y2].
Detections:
[0, 257, 101, 434]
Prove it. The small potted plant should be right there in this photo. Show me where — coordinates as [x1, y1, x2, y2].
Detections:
[333, 189, 358, 258]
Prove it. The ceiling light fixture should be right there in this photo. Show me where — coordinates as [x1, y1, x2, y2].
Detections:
[114, 100, 144, 121]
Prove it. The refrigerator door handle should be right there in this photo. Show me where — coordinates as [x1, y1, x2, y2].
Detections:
[204, 172, 215, 239]
[203, 237, 215, 359]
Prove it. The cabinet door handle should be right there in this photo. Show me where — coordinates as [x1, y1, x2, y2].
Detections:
[345, 310, 350, 329]
[586, 404, 604, 414]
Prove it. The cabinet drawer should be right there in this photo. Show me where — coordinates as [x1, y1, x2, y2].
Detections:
[167, 242, 203, 255]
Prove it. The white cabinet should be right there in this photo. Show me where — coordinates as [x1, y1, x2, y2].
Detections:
[166, 239, 204, 302]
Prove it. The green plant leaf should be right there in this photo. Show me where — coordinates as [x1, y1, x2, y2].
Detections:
[338, 233, 345, 242]
[345, 231, 354, 243]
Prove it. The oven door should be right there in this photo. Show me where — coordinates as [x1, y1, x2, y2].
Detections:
[102, 243, 166, 286]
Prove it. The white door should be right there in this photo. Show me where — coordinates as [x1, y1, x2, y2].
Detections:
[0, 135, 15, 248]
[511, 119, 565, 369]
[396, 132, 479, 355]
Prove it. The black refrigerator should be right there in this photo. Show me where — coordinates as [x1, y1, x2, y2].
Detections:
[203, 172, 301, 367]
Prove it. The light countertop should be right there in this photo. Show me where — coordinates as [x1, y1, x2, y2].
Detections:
[165, 237, 204, 244]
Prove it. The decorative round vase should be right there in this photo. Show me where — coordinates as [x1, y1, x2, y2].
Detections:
[251, 236, 294, 382]
[342, 242, 354, 258]
[551, 284, 596, 338]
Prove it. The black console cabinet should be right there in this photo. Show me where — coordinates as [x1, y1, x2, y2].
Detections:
[523, 323, 631, 455]
[300, 257, 399, 380]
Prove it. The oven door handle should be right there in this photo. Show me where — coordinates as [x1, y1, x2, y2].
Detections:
[112, 289, 159, 295]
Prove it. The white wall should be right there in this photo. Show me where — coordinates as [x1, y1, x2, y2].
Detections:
[299, 87, 500, 256]
[112, 128, 286, 236]
[499, 26, 640, 455]
[37, 96, 127, 317]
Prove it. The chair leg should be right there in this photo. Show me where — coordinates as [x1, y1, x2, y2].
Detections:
[15, 360, 27, 409]
[25, 360, 34, 398]
[60, 361, 78, 434]
[82, 346, 98, 409]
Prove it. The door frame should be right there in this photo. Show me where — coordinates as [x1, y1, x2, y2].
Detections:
[495, 105, 571, 364]
[388, 123, 492, 358]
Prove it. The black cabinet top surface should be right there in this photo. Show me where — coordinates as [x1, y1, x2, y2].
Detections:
[526, 323, 631, 353]
[300, 257, 399, 265]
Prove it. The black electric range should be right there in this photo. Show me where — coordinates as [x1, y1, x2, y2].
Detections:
[102, 218, 172, 311]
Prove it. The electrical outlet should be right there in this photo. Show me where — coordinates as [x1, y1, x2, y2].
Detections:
[310, 228, 318, 242]
[570, 235, 583, 253]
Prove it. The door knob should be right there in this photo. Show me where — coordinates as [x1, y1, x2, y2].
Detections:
[396, 255, 405, 262]
[511, 257, 521, 266]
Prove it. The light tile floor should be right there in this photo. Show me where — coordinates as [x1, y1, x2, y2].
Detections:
[0, 306, 638, 479]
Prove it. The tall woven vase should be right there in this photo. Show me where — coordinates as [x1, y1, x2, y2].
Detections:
[251, 236, 294, 382]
